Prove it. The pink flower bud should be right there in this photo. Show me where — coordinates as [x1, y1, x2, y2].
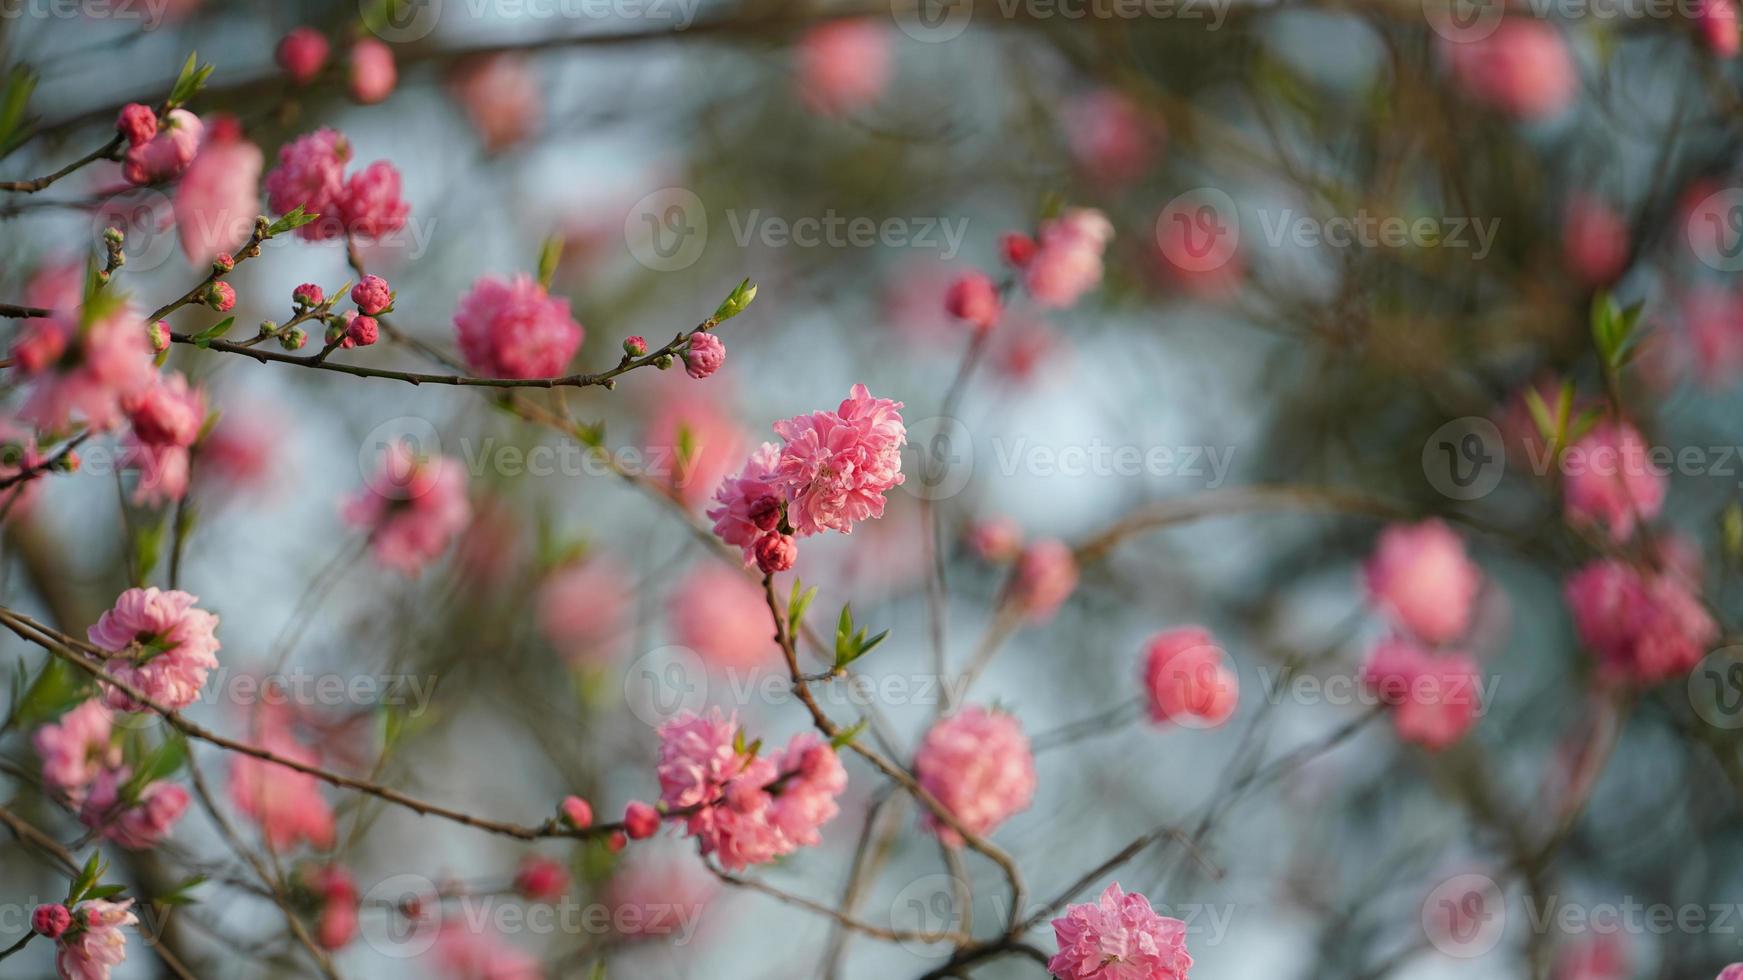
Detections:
[623, 335, 649, 357]
[276, 27, 330, 85]
[944, 271, 1001, 330]
[754, 533, 797, 574]
[206, 282, 236, 312]
[281, 326, 308, 351]
[116, 104, 157, 146]
[32, 904, 71, 938]
[623, 801, 659, 840]
[348, 39, 397, 105]
[148, 320, 170, 353]
[212, 253, 234, 274]
[1001, 232, 1037, 267]
[351, 274, 392, 315]
[513, 856, 569, 902]
[607, 831, 628, 852]
[292, 283, 324, 308]
[683, 331, 725, 379]
[346, 314, 379, 348]
[559, 795, 592, 828]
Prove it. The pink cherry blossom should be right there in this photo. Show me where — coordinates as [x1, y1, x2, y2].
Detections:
[514, 856, 570, 902]
[174, 118, 263, 266]
[342, 445, 473, 576]
[967, 517, 1022, 561]
[668, 563, 779, 669]
[449, 55, 543, 154]
[604, 855, 717, 940]
[349, 39, 397, 104]
[229, 729, 337, 851]
[1701, 0, 1740, 56]
[795, 20, 890, 116]
[1565, 559, 1718, 683]
[683, 331, 726, 379]
[771, 384, 906, 536]
[1718, 965, 1743, 980]
[1362, 638, 1483, 750]
[648, 391, 747, 508]
[536, 557, 631, 665]
[944, 271, 1002, 330]
[276, 27, 330, 84]
[121, 441, 191, 507]
[655, 710, 847, 869]
[1024, 208, 1114, 309]
[124, 371, 205, 447]
[1681, 286, 1743, 388]
[1049, 883, 1192, 980]
[708, 441, 784, 565]
[78, 766, 189, 849]
[311, 865, 360, 950]
[121, 108, 202, 185]
[337, 160, 410, 238]
[1553, 933, 1628, 980]
[1563, 420, 1666, 542]
[265, 128, 350, 240]
[56, 899, 136, 980]
[16, 304, 154, 433]
[1562, 195, 1629, 286]
[1142, 627, 1238, 728]
[33, 700, 118, 800]
[87, 587, 221, 712]
[1364, 519, 1482, 645]
[430, 921, 544, 980]
[1066, 89, 1163, 187]
[915, 706, 1036, 847]
[453, 274, 584, 379]
[1443, 18, 1577, 119]
[1013, 538, 1078, 621]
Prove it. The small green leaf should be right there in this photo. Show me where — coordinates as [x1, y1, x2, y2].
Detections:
[1522, 387, 1556, 446]
[84, 883, 128, 900]
[265, 205, 318, 237]
[0, 66, 38, 157]
[189, 316, 234, 348]
[788, 583, 818, 632]
[537, 235, 565, 290]
[710, 278, 758, 322]
[11, 659, 92, 729]
[167, 52, 214, 109]
[830, 719, 868, 750]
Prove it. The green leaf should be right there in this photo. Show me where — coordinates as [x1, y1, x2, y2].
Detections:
[126, 732, 187, 795]
[710, 278, 758, 322]
[537, 235, 565, 290]
[787, 582, 818, 632]
[266, 205, 319, 238]
[1522, 387, 1556, 446]
[132, 518, 166, 584]
[189, 316, 234, 349]
[84, 883, 128, 900]
[589, 962, 607, 980]
[66, 852, 103, 905]
[830, 719, 868, 750]
[0, 66, 38, 157]
[11, 658, 92, 728]
[166, 52, 214, 109]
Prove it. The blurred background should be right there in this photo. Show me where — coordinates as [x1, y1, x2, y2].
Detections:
[3, 0, 1743, 977]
